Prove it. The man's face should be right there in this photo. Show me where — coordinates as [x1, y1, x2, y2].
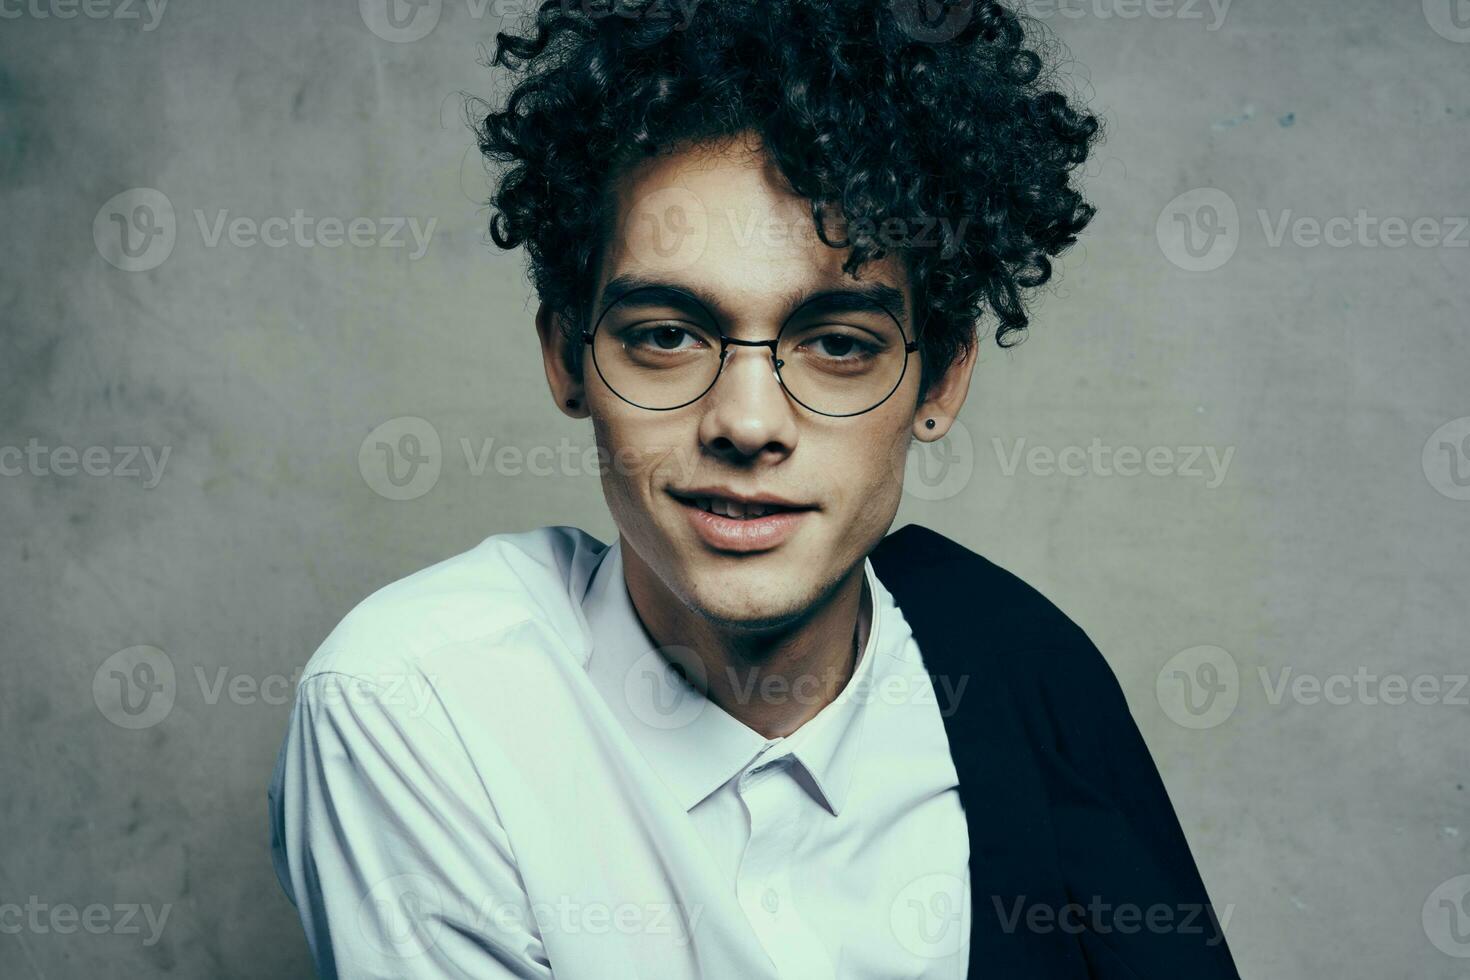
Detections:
[577, 135, 924, 632]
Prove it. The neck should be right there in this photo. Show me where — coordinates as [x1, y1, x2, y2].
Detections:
[622, 545, 870, 740]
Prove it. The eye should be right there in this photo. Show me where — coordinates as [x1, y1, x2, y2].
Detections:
[623, 323, 707, 352]
[797, 330, 883, 362]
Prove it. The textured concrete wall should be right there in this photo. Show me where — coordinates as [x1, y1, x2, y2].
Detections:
[2, 1, 1466, 977]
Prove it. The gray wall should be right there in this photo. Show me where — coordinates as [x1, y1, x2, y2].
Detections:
[2, 0, 1467, 976]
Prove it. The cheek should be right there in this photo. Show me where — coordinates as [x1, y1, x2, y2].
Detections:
[590, 412, 696, 525]
[867, 442, 911, 520]
[820, 418, 912, 517]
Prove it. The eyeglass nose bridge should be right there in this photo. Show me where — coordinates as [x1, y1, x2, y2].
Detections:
[718, 335, 785, 373]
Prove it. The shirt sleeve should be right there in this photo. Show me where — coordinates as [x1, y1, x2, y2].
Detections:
[268, 671, 551, 979]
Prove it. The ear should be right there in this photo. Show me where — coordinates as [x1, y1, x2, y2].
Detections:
[912, 339, 975, 440]
[536, 302, 590, 419]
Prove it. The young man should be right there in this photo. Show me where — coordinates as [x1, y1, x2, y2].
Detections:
[269, 1, 1240, 977]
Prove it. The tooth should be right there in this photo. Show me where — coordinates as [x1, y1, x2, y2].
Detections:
[699, 498, 712, 513]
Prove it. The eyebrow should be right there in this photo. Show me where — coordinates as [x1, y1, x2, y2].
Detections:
[597, 274, 910, 331]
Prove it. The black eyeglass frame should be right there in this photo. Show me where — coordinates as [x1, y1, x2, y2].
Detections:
[581, 286, 920, 418]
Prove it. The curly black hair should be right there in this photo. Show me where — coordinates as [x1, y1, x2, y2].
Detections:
[473, 0, 1101, 403]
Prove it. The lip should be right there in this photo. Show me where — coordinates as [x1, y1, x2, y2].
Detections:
[669, 486, 814, 510]
[669, 492, 814, 553]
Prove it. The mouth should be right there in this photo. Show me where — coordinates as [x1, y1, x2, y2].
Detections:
[668, 491, 814, 520]
[667, 489, 816, 552]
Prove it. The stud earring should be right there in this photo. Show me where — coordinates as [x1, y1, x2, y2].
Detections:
[566, 398, 578, 408]
[925, 418, 936, 429]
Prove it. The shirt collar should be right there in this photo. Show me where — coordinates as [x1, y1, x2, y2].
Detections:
[581, 536, 881, 817]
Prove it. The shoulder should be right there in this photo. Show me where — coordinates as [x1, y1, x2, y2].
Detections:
[299, 524, 609, 686]
[871, 523, 1123, 708]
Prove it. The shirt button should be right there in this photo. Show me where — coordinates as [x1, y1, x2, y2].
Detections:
[761, 888, 780, 914]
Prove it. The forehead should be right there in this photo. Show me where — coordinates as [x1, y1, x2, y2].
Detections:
[597, 135, 912, 330]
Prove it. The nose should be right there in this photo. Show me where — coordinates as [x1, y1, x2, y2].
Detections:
[696, 342, 799, 460]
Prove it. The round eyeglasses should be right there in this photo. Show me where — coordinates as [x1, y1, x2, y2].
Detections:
[583, 287, 919, 417]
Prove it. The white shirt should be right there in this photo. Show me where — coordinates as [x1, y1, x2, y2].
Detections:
[269, 525, 970, 979]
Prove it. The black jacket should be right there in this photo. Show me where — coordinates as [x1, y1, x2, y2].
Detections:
[869, 524, 1241, 979]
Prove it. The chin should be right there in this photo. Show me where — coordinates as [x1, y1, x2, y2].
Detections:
[678, 562, 818, 632]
